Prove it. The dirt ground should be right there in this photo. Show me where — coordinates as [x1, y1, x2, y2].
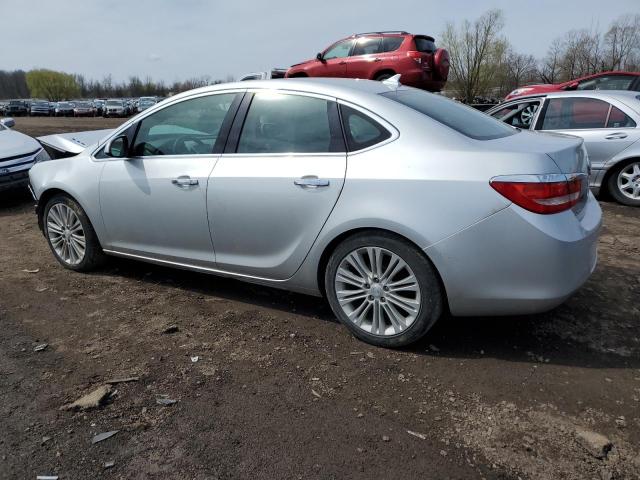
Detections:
[1, 117, 639, 479]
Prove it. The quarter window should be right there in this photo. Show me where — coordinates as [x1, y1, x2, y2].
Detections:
[237, 93, 342, 154]
[381, 37, 404, 52]
[323, 40, 354, 60]
[132, 93, 237, 156]
[577, 75, 635, 91]
[491, 101, 540, 129]
[541, 97, 610, 130]
[340, 105, 391, 151]
[607, 106, 636, 128]
[414, 37, 436, 53]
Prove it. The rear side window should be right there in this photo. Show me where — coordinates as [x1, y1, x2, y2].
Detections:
[352, 37, 382, 56]
[382, 89, 517, 140]
[381, 37, 404, 52]
[607, 106, 636, 128]
[340, 105, 391, 151]
[237, 93, 343, 154]
[414, 37, 436, 53]
[541, 97, 610, 130]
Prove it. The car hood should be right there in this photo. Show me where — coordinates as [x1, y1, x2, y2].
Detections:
[37, 129, 114, 156]
[506, 83, 561, 99]
[290, 58, 316, 68]
[0, 129, 41, 159]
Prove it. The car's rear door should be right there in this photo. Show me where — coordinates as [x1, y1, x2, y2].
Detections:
[345, 36, 383, 79]
[99, 91, 242, 267]
[207, 91, 347, 279]
[535, 96, 638, 172]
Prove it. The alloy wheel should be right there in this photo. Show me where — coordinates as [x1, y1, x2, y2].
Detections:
[334, 247, 421, 336]
[46, 203, 86, 265]
[520, 104, 538, 126]
[617, 162, 640, 200]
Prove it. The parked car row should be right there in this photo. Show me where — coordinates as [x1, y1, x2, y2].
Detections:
[0, 97, 161, 117]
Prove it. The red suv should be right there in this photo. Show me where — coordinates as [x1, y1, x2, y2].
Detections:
[285, 31, 450, 92]
[505, 71, 640, 100]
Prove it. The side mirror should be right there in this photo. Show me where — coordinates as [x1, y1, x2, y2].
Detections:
[105, 134, 129, 158]
[565, 81, 579, 91]
[316, 52, 325, 62]
[1, 117, 15, 128]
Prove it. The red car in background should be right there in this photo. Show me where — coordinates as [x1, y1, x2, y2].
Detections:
[285, 31, 449, 92]
[505, 71, 640, 100]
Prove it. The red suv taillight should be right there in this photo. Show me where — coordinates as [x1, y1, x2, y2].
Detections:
[490, 174, 585, 214]
[406, 51, 422, 64]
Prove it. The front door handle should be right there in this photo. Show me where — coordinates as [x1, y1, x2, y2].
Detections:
[294, 176, 330, 188]
[372, 58, 382, 62]
[171, 176, 199, 187]
[605, 132, 628, 140]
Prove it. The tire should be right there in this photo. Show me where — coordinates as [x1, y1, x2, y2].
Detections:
[374, 72, 395, 81]
[43, 194, 106, 272]
[607, 160, 640, 207]
[325, 231, 443, 348]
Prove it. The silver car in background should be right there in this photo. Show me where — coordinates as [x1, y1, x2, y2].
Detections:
[28, 78, 601, 347]
[487, 91, 640, 206]
[0, 117, 49, 192]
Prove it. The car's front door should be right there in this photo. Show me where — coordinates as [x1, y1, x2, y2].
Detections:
[307, 39, 354, 77]
[535, 96, 638, 172]
[99, 92, 241, 266]
[207, 91, 347, 279]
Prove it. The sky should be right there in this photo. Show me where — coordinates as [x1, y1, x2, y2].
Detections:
[2, 0, 638, 83]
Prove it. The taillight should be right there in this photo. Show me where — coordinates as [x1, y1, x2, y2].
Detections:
[490, 174, 585, 214]
[406, 51, 422, 64]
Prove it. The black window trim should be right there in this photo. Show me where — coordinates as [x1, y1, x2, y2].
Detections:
[535, 96, 637, 131]
[224, 90, 347, 155]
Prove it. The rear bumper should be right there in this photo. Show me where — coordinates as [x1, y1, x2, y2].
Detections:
[426, 193, 602, 316]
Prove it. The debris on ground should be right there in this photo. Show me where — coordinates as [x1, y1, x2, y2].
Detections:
[36, 476, 58, 480]
[156, 398, 177, 406]
[382, 435, 390, 442]
[104, 460, 115, 469]
[162, 324, 179, 334]
[91, 430, 119, 445]
[311, 389, 321, 398]
[22, 268, 40, 273]
[41, 436, 52, 445]
[62, 385, 112, 411]
[407, 430, 427, 440]
[105, 377, 139, 385]
[190, 356, 199, 363]
[33, 344, 48, 352]
[575, 428, 612, 459]
[35, 287, 48, 292]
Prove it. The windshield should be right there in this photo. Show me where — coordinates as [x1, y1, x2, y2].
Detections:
[58, 102, 71, 107]
[76, 102, 90, 107]
[107, 100, 122, 106]
[9, 100, 23, 105]
[381, 89, 517, 140]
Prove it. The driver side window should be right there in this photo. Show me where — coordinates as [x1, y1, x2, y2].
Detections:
[132, 93, 237, 157]
[323, 40, 354, 60]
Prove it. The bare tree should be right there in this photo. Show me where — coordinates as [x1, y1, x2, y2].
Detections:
[504, 50, 538, 90]
[540, 38, 563, 83]
[441, 9, 508, 102]
[604, 14, 640, 70]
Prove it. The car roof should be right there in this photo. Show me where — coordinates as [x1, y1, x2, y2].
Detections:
[168, 77, 397, 103]
[508, 90, 640, 102]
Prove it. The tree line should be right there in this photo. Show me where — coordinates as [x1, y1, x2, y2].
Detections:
[0, 70, 233, 101]
[442, 10, 640, 102]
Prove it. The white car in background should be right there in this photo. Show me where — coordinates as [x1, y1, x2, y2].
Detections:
[0, 117, 49, 192]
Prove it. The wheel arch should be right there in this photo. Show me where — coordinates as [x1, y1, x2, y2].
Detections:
[372, 69, 397, 80]
[315, 227, 449, 312]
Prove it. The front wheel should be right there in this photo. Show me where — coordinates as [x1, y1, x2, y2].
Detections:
[325, 232, 443, 348]
[43, 195, 106, 271]
[608, 160, 640, 207]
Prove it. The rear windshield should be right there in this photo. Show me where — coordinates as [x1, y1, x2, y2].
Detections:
[381, 89, 518, 140]
[414, 37, 436, 53]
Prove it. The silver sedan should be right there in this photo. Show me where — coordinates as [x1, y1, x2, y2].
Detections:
[487, 90, 640, 206]
[28, 78, 601, 347]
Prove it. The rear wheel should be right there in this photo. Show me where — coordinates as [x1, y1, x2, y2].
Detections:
[374, 72, 395, 81]
[608, 160, 640, 207]
[43, 194, 106, 271]
[325, 232, 443, 348]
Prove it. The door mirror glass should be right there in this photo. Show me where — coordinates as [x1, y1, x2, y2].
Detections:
[0, 117, 15, 128]
[106, 135, 129, 158]
[316, 52, 324, 62]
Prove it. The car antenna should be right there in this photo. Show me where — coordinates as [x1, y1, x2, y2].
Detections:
[382, 74, 402, 90]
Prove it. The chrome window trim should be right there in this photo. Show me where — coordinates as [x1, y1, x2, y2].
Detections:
[336, 99, 399, 154]
[91, 88, 248, 160]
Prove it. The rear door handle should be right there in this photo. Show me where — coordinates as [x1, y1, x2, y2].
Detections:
[605, 132, 628, 140]
[171, 176, 199, 187]
[373, 58, 382, 62]
[294, 176, 330, 188]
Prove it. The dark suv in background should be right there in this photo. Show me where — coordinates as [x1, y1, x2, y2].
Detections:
[285, 31, 449, 92]
[6, 100, 29, 116]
